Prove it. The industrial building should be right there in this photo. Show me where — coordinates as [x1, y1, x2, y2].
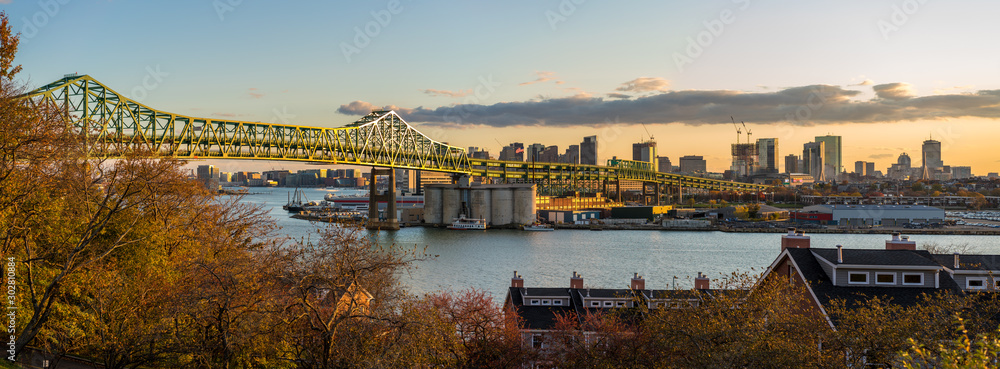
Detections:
[423, 183, 537, 226]
[536, 210, 601, 224]
[791, 204, 945, 226]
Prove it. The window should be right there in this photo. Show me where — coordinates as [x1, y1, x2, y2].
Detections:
[603, 301, 613, 307]
[902, 273, 924, 286]
[848, 272, 869, 284]
[530, 299, 539, 306]
[967, 277, 988, 290]
[541, 299, 551, 305]
[532, 334, 544, 349]
[875, 273, 896, 285]
[553, 299, 562, 306]
[616, 301, 625, 307]
[590, 301, 600, 307]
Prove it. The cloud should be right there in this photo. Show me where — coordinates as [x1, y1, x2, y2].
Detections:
[616, 77, 670, 93]
[853, 79, 875, 86]
[869, 153, 894, 159]
[337, 82, 1000, 128]
[247, 88, 264, 99]
[420, 88, 473, 98]
[607, 93, 632, 99]
[519, 71, 557, 86]
[873, 83, 915, 100]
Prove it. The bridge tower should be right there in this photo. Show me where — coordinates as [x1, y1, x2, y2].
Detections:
[367, 168, 400, 230]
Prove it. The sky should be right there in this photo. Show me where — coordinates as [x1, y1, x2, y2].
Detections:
[5, 0, 1000, 174]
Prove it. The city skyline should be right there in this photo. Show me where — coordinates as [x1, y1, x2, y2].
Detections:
[6, 1, 1000, 174]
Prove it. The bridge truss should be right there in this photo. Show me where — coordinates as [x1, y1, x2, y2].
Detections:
[25, 75, 770, 194]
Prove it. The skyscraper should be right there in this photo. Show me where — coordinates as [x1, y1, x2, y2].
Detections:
[499, 142, 524, 161]
[657, 156, 672, 173]
[784, 154, 799, 173]
[922, 139, 942, 171]
[756, 138, 779, 173]
[802, 141, 825, 181]
[865, 162, 875, 177]
[581, 136, 597, 165]
[679, 155, 707, 173]
[814, 135, 841, 181]
[539, 145, 559, 162]
[563, 145, 580, 164]
[632, 140, 657, 169]
[855, 161, 865, 175]
[527, 143, 546, 162]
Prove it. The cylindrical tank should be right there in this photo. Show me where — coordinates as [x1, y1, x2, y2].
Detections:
[442, 187, 461, 224]
[491, 188, 514, 226]
[513, 186, 537, 225]
[423, 186, 443, 224]
[470, 188, 492, 224]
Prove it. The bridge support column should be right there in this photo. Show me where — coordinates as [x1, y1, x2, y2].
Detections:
[367, 168, 399, 230]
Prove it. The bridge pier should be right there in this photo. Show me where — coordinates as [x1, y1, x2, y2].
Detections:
[366, 168, 399, 230]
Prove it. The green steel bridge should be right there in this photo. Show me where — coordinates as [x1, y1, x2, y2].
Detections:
[25, 74, 770, 195]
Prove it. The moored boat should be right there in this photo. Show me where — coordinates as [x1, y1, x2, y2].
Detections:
[523, 223, 554, 231]
[448, 215, 487, 230]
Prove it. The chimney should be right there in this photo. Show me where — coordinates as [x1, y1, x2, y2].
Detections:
[631, 272, 645, 290]
[953, 252, 960, 269]
[836, 245, 843, 263]
[570, 271, 584, 289]
[780, 228, 811, 251]
[511, 271, 523, 288]
[885, 234, 916, 250]
[694, 272, 710, 290]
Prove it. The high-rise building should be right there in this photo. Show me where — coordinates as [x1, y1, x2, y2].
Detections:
[196, 165, 220, 189]
[814, 135, 841, 181]
[527, 143, 546, 162]
[468, 147, 490, 160]
[802, 141, 825, 181]
[888, 153, 913, 180]
[756, 138, 779, 173]
[581, 136, 597, 165]
[657, 156, 672, 173]
[499, 142, 524, 161]
[416, 171, 453, 194]
[854, 161, 865, 175]
[539, 145, 559, 162]
[784, 154, 799, 174]
[632, 140, 657, 169]
[865, 162, 875, 177]
[562, 145, 580, 164]
[952, 166, 972, 179]
[922, 139, 943, 171]
[679, 155, 707, 173]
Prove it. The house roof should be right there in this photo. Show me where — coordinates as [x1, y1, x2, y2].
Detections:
[931, 254, 1000, 271]
[811, 248, 941, 267]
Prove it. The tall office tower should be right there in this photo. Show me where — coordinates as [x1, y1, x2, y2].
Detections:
[563, 145, 580, 164]
[539, 145, 559, 162]
[527, 143, 546, 162]
[814, 135, 841, 181]
[922, 139, 943, 171]
[679, 155, 707, 173]
[581, 136, 598, 165]
[865, 162, 875, 177]
[855, 161, 865, 175]
[802, 141, 825, 181]
[196, 165, 220, 189]
[756, 138, 779, 173]
[632, 140, 657, 169]
[784, 154, 799, 173]
[657, 156, 672, 173]
[499, 142, 525, 161]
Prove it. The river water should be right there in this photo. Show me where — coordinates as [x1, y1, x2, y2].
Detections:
[236, 188, 1000, 300]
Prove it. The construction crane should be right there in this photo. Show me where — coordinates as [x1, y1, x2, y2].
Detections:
[741, 121, 752, 144]
[730, 116, 741, 143]
[640, 122, 654, 141]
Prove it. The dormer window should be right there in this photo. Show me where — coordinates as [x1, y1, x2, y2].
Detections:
[541, 299, 551, 305]
[902, 273, 923, 286]
[590, 301, 600, 307]
[530, 299, 540, 306]
[553, 299, 562, 306]
[967, 277, 987, 290]
[848, 272, 869, 285]
[875, 273, 896, 285]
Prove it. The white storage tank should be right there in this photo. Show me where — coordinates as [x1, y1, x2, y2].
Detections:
[423, 186, 443, 224]
[441, 188, 461, 224]
[470, 188, 492, 224]
[513, 186, 536, 225]
[490, 188, 514, 226]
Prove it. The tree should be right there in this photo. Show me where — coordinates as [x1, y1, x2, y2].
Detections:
[898, 316, 1000, 369]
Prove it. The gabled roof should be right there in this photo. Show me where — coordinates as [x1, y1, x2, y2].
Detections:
[931, 254, 1000, 271]
[811, 248, 942, 267]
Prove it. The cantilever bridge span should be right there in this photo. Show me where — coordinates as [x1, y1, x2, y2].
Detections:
[25, 74, 769, 194]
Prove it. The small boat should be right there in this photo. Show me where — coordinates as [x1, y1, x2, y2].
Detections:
[523, 223, 554, 231]
[283, 188, 308, 212]
[448, 215, 487, 230]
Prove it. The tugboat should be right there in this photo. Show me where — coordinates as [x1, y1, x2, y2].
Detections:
[283, 188, 308, 212]
[448, 214, 487, 230]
